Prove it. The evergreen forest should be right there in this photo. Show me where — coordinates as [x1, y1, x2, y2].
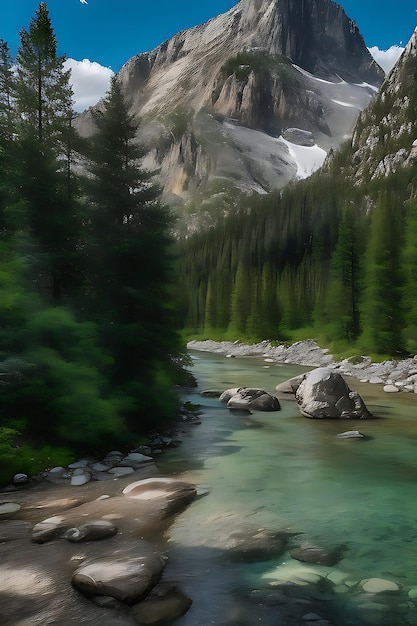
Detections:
[177, 37, 417, 360]
[0, 3, 185, 482]
[178, 162, 417, 358]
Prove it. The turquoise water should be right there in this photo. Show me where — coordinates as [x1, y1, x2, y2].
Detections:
[158, 351, 417, 625]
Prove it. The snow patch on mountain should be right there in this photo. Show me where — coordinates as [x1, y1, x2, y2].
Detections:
[331, 98, 361, 108]
[278, 137, 327, 179]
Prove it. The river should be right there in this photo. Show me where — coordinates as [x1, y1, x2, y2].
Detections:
[156, 350, 417, 626]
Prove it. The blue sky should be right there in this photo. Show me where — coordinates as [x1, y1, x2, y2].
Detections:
[2, 0, 416, 110]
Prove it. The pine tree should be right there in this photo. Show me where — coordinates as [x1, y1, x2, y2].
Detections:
[321, 206, 362, 341]
[0, 39, 17, 237]
[15, 2, 73, 150]
[228, 261, 250, 335]
[402, 198, 417, 353]
[360, 193, 404, 355]
[14, 2, 78, 301]
[84, 76, 181, 427]
[0, 40, 15, 144]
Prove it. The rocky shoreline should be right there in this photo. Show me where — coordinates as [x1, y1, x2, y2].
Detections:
[0, 417, 204, 625]
[187, 339, 417, 394]
[0, 459, 200, 625]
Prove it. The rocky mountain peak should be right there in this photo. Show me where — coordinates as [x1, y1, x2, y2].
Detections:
[76, 0, 385, 223]
[116, 0, 382, 117]
[235, 0, 380, 82]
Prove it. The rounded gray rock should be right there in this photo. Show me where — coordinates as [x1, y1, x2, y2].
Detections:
[71, 543, 165, 604]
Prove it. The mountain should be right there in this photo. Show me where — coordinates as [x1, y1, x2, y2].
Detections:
[340, 26, 417, 184]
[76, 0, 384, 223]
[176, 25, 417, 354]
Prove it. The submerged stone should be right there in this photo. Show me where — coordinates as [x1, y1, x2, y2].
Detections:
[201, 389, 223, 397]
[290, 540, 342, 566]
[131, 590, 192, 624]
[361, 578, 400, 593]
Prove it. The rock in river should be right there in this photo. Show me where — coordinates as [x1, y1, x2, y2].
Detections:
[131, 586, 192, 624]
[290, 540, 343, 566]
[295, 368, 371, 419]
[220, 387, 281, 411]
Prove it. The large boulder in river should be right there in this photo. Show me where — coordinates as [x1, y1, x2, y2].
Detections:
[295, 368, 371, 419]
[220, 388, 281, 411]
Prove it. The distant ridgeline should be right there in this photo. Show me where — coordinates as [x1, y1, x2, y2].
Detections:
[177, 28, 417, 358]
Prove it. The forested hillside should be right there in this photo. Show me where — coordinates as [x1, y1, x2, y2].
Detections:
[177, 32, 417, 358]
[0, 3, 184, 483]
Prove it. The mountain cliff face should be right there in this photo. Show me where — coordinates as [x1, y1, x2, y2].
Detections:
[117, 0, 381, 114]
[76, 0, 384, 215]
[345, 27, 417, 184]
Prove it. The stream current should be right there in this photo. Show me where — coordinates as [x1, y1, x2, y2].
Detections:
[157, 350, 417, 626]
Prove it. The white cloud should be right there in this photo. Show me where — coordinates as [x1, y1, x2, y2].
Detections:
[64, 58, 114, 112]
[368, 45, 404, 74]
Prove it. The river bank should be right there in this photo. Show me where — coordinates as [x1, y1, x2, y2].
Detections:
[187, 339, 417, 394]
[0, 459, 201, 625]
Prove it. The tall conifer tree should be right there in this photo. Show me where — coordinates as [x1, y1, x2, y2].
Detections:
[84, 76, 181, 426]
[360, 193, 404, 355]
[0, 40, 15, 237]
[402, 199, 417, 353]
[14, 2, 77, 301]
[321, 206, 361, 341]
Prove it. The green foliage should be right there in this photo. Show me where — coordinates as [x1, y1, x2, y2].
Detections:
[317, 206, 363, 341]
[220, 51, 294, 85]
[359, 193, 405, 355]
[0, 306, 129, 450]
[11, 2, 79, 303]
[402, 198, 417, 352]
[0, 244, 27, 350]
[0, 425, 75, 484]
[0, 6, 185, 479]
[167, 106, 192, 140]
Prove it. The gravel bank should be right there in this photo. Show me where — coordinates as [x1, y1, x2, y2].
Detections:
[187, 339, 417, 394]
